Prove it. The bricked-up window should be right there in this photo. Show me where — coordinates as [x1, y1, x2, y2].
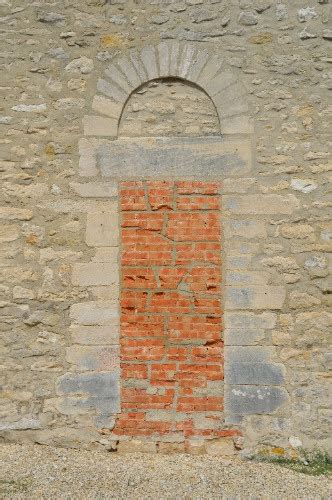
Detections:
[111, 181, 239, 444]
[119, 78, 220, 137]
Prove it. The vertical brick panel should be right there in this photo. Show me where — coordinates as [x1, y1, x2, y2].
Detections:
[114, 180, 235, 443]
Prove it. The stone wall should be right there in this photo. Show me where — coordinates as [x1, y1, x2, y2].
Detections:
[0, 0, 331, 455]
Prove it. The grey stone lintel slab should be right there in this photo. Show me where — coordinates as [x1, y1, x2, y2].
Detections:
[96, 136, 252, 179]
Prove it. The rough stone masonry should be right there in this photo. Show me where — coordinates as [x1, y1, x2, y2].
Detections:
[0, 0, 331, 456]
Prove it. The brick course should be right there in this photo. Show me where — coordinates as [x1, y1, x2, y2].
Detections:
[113, 180, 236, 444]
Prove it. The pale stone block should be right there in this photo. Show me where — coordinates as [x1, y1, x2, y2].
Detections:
[90, 285, 119, 301]
[92, 247, 119, 263]
[97, 78, 127, 103]
[92, 95, 122, 119]
[70, 181, 118, 198]
[216, 97, 249, 119]
[83, 115, 117, 137]
[0, 207, 32, 221]
[196, 54, 224, 87]
[86, 212, 119, 247]
[0, 224, 19, 242]
[140, 45, 158, 80]
[226, 346, 275, 363]
[79, 138, 98, 177]
[169, 41, 181, 76]
[207, 72, 239, 98]
[186, 48, 209, 83]
[223, 220, 267, 239]
[223, 178, 256, 194]
[225, 254, 252, 270]
[70, 301, 119, 326]
[224, 311, 277, 330]
[57, 372, 119, 397]
[70, 325, 119, 345]
[105, 63, 132, 94]
[225, 271, 270, 286]
[178, 43, 196, 79]
[157, 42, 170, 77]
[223, 194, 300, 215]
[116, 56, 142, 88]
[117, 440, 157, 454]
[72, 262, 119, 287]
[225, 286, 286, 310]
[224, 328, 267, 346]
[65, 345, 120, 371]
[220, 115, 253, 135]
[129, 49, 148, 81]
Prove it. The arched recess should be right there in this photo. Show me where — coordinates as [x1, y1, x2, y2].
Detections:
[83, 41, 253, 138]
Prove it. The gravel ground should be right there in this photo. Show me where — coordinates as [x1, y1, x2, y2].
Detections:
[0, 443, 331, 499]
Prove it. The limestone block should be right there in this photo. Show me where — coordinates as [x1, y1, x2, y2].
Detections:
[105, 64, 132, 94]
[56, 372, 119, 397]
[225, 362, 286, 385]
[83, 115, 117, 137]
[92, 247, 119, 263]
[86, 212, 119, 247]
[92, 95, 122, 119]
[65, 345, 120, 371]
[224, 328, 267, 346]
[157, 42, 170, 77]
[223, 220, 267, 239]
[70, 325, 119, 345]
[72, 262, 119, 287]
[0, 207, 33, 221]
[97, 136, 252, 178]
[205, 439, 236, 457]
[70, 301, 120, 326]
[225, 386, 289, 415]
[169, 41, 181, 75]
[280, 224, 315, 239]
[224, 311, 277, 330]
[12, 286, 35, 299]
[217, 97, 249, 119]
[225, 255, 252, 270]
[140, 45, 158, 80]
[178, 44, 196, 79]
[220, 115, 253, 135]
[225, 286, 286, 310]
[70, 181, 118, 198]
[117, 440, 157, 453]
[97, 78, 127, 103]
[129, 49, 148, 82]
[223, 194, 300, 215]
[226, 346, 275, 364]
[225, 271, 270, 286]
[223, 178, 256, 194]
[117, 56, 142, 88]
[196, 54, 224, 88]
[289, 291, 321, 309]
[186, 48, 209, 83]
[79, 138, 98, 177]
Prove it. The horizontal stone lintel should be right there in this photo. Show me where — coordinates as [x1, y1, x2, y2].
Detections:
[95, 136, 252, 179]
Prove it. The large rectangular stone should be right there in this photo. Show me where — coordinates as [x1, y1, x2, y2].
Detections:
[0, 207, 32, 221]
[70, 325, 119, 345]
[97, 136, 252, 179]
[225, 346, 275, 364]
[70, 181, 118, 198]
[225, 271, 270, 286]
[224, 194, 300, 215]
[72, 262, 119, 287]
[225, 286, 286, 310]
[86, 212, 119, 247]
[56, 372, 119, 397]
[92, 95, 122, 119]
[225, 386, 289, 415]
[70, 301, 119, 326]
[83, 115, 117, 137]
[224, 312, 277, 330]
[65, 345, 120, 371]
[79, 138, 98, 177]
[224, 328, 267, 346]
[223, 220, 267, 239]
[225, 362, 286, 385]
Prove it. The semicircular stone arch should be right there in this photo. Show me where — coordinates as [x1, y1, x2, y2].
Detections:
[83, 41, 253, 139]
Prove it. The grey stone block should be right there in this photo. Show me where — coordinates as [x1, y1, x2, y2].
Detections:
[129, 49, 148, 81]
[157, 42, 170, 77]
[169, 41, 181, 75]
[97, 78, 127, 103]
[140, 45, 158, 80]
[96, 136, 251, 179]
[225, 362, 286, 385]
[186, 48, 209, 83]
[116, 56, 141, 88]
[105, 64, 132, 94]
[178, 44, 196, 79]
[225, 346, 274, 364]
[224, 312, 277, 330]
[56, 372, 119, 398]
[224, 328, 267, 346]
[225, 285, 286, 310]
[225, 385, 289, 415]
